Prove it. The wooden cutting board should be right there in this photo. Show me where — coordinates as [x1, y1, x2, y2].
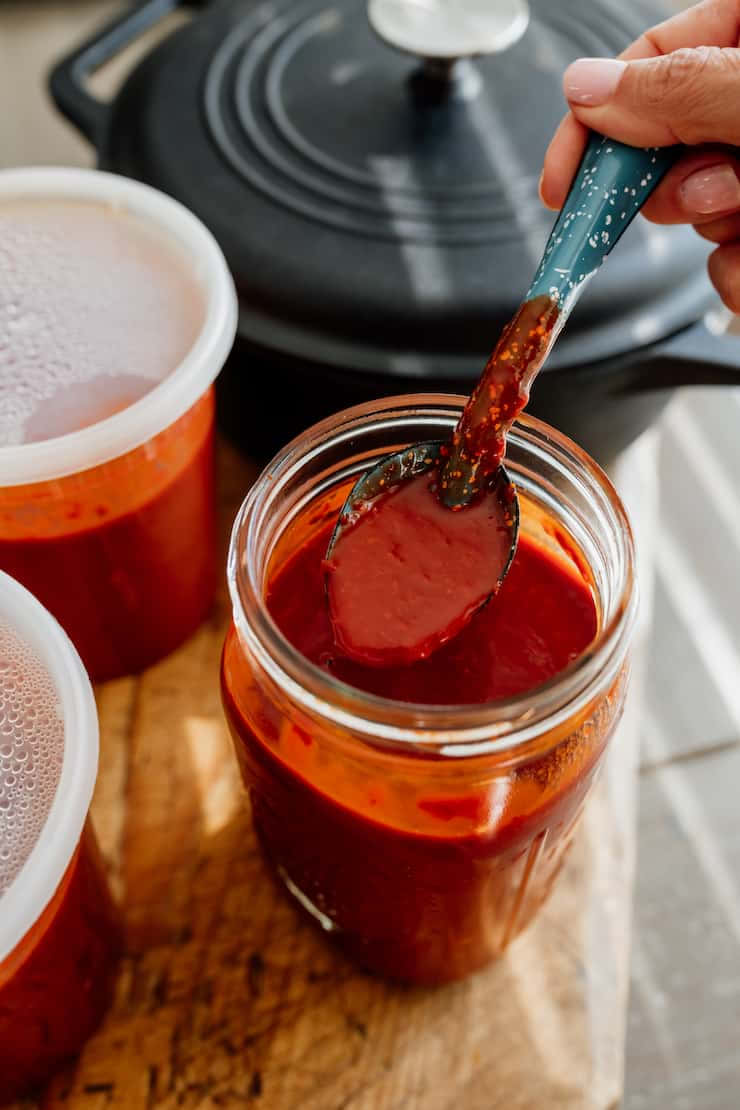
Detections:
[14, 439, 648, 1110]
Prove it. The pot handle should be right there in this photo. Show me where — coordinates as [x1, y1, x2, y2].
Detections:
[49, 0, 192, 145]
[634, 309, 740, 388]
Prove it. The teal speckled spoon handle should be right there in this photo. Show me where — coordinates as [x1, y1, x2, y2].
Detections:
[434, 132, 682, 508]
[528, 133, 680, 311]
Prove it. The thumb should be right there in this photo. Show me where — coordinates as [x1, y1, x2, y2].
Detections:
[564, 47, 740, 147]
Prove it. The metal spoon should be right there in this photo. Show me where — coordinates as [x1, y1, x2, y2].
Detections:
[326, 134, 680, 665]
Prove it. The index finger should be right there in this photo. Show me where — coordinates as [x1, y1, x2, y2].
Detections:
[625, 0, 740, 60]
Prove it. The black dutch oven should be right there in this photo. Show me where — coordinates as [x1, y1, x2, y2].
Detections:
[50, 0, 740, 462]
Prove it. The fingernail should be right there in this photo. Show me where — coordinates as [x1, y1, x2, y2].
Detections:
[564, 58, 626, 106]
[680, 164, 740, 215]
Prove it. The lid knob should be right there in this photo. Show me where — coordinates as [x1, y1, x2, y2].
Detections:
[368, 0, 530, 59]
[368, 0, 530, 101]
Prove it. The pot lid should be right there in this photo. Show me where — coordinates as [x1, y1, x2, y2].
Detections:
[104, 0, 712, 377]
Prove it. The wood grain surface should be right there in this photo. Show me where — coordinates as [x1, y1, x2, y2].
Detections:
[8, 440, 645, 1110]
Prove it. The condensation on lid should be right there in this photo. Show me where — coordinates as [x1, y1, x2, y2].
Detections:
[0, 619, 64, 897]
[0, 570, 98, 967]
[0, 168, 237, 487]
[0, 198, 206, 447]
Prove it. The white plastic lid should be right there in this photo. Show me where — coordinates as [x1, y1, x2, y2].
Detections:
[0, 167, 238, 486]
[0, 570, 98, 965]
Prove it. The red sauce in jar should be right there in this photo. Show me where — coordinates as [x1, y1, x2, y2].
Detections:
[326, 477, 590, 692]
[0, 390, 217, 682]
[221, 503, 622, 983]
[0, 823, 121, 1102]
[279, 521, 596, 703]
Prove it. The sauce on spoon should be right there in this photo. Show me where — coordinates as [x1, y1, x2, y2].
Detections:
[325, 295, 559, 667]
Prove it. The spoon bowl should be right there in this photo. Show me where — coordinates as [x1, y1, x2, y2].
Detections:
[325, 443, 519, 667]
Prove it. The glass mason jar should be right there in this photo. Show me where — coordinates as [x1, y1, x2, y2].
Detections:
[221, 396, 637, 984]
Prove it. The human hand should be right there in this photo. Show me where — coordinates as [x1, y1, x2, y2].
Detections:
[540, 0, 740, 310]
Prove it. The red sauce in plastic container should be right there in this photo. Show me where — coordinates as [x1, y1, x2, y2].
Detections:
[0, 170, 237, 681]
[0, 569, 120, 1101]
[0, 825, 120, 1104]
[0, 391, 217, 681]
[221, 401, 636, 984]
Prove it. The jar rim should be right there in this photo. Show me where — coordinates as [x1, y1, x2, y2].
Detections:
[228, 395, 637, 757]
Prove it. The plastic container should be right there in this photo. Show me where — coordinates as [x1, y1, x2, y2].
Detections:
[0, 570, 120, 1103]
[221, 396, 637, 983]
[0, 167, 238, 681]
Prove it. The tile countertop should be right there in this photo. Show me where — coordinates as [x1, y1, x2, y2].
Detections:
[2, 3, 740, 1108]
